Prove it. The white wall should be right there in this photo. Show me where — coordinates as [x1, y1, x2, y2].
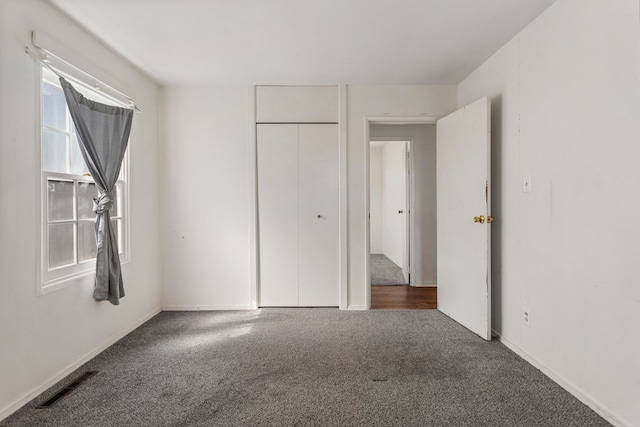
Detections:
[347, 86, 456, 308]
[381, 142, 406, 268]
[371, 124, 437, 286]
[369, 145, 383, 254]
[159, 86, 252, 310]
[458, 1, 640, 425]
[0, 0, 161, 420]
[159, 85, 457, 311]
[1, 0, 633, 423]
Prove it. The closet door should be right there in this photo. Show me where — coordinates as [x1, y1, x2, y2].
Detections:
[257, 124, 299, 306]
[298, 124, 339, 306]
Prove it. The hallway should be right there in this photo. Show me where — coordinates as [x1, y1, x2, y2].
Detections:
[371, 285, 437, 309]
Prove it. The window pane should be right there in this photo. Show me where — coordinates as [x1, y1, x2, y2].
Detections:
[47, 180, 74, 221]
[49, 223, 75, 268]
[42, 82, 66, 130]
[70, 134, 90, 176]
[112, 183, 121, 217]
[118, 157, 125, 181]
[43, 130, 67, 173]
[78, 182, 97, 219]
[111, 219, 121, 252]
[78, 220, 97, 262]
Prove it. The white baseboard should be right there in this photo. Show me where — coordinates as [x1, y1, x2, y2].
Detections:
[162, 305, 254, 311]
[0, 306, 161, 422]
[411, 281, 437, 287]
[494, 331, 630, 427]
[347, 305, 367, 310]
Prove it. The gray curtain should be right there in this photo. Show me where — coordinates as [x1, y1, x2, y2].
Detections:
[60, 77, 133, 305]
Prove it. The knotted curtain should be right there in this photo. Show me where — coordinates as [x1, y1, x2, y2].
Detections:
[60, 77, 133, 305]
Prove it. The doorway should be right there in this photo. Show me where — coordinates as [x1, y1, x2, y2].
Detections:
[364, 98, 491, 337]
[369, 140, 409, 286]
[368, 123, 438, 309]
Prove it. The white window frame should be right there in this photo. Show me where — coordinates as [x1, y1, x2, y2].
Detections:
[37, 65, 130, 295]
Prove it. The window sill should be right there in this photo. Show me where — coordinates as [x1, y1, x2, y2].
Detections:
[37, 257, 129, 296]
[39, 269, 95, 295]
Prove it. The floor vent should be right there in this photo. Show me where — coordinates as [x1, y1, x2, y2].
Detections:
[37, 371, 98, 408]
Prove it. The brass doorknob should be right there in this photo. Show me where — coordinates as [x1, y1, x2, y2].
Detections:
[473, 215, 485, 224]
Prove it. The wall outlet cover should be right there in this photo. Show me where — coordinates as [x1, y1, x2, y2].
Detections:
[523, 308, 531, 326]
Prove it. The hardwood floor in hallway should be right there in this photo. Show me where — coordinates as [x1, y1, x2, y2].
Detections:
[371, 285, 437, 309]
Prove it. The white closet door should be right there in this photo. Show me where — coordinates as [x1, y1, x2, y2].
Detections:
[257, 124, 299, 306]
[298, 124, 339, 306]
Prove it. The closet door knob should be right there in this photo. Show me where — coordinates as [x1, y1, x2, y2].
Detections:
[398, 210, 404, 214]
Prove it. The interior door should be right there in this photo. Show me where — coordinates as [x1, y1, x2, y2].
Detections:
[382, 141, 408, 283]
[403, 142, 410, 283]
[257, 124, 299, 306]
[298, 124, 339, 306]
[436, 97, 491, 340]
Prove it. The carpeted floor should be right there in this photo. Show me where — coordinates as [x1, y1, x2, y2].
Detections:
[371, 254, 406, 285]
[2, 309, 609, 427]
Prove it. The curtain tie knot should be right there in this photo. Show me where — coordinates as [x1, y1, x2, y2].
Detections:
[93, 192, 114, 214]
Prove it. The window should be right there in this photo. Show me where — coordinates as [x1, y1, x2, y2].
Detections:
[40, 67, 129, 291]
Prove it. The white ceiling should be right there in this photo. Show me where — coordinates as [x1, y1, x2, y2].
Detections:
[50, 0, 556, 87]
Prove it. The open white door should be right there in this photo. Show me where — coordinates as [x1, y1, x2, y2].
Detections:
[403, 142, 410, 284]
[437, 97, 491, 340]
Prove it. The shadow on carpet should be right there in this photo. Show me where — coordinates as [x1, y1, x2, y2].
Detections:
[1, 309, 610, 427]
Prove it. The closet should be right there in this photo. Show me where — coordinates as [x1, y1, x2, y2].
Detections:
[257, 86, 339, 307]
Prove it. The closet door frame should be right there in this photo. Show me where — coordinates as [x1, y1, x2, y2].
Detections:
[249, 85, 348, 309]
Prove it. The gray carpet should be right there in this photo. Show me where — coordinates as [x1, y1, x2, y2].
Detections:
[2, 309, 609, 427]
[371, 254, 406, 285]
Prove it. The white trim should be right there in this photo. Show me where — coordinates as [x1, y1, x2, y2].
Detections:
[364, 115, 438, 309]
[366, 115, 437, 124]
[495, 332, 630, 427]
[413, 281, 437, 287]
[347, 305, 367, 311]
[364, 119, 371, 309]
[162, 305, 255, 311]
[404, 140, 410, 284]
[407, 137, 415, 286]
[248, 85, 258, 309]
[338, 85, 348, 310]
[35, 63, 44, 295]
[0, 307, 161, 422]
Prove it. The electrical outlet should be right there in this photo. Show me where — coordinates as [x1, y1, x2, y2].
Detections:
[523, 308, 531, 327]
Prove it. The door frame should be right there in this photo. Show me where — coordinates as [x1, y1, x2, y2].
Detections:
[369, 138, 411, 285]
[364, 116, 437, 309]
